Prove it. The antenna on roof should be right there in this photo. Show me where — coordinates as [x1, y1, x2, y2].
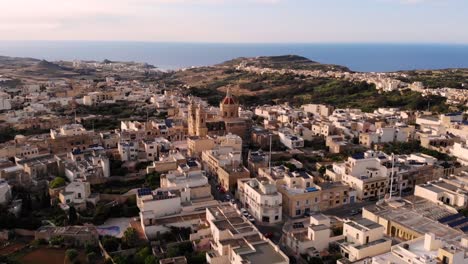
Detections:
[389, 153, 395, 200]
[269, 133, 272, 174]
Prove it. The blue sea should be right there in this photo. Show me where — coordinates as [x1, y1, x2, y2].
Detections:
[1, 41, 468, 72]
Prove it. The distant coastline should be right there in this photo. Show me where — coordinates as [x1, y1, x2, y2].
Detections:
[1, 41, 468, 72]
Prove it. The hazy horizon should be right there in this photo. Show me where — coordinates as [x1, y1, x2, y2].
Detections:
[2, 41, 468, 72]
[1, 0, 468, 44]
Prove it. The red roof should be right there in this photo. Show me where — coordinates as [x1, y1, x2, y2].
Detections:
[223, 97, 237, 105]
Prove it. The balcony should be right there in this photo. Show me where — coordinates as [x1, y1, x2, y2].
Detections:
[260, 203, 282, 208]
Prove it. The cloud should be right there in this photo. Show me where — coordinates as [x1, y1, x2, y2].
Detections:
[382, 0, 444, 4]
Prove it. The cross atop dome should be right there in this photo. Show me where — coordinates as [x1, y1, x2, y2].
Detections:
[222, 87, 238, 105]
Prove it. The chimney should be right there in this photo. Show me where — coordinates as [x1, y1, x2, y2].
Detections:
[461, 236, 468, 248]
[424, 233, 437, 251]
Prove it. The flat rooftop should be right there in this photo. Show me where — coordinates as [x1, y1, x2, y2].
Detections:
[347, 218, 382, 231]
[238, 241, 288, 264]
[364, 198, 463, 241]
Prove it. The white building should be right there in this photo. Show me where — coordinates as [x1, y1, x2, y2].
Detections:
[414, 175, 468, 209]
[452, 140, 468, 166]
[206, 204, 289, 264]
[372, 233, 468, 264]
[237, 178, 282, 224]
[302, 104, 334, 117]
[50, 124, 92, 139]
[331, 151, 397, 200]
[338, 219, 392, 262]
[137, 170, 215, 239]
[118, 141, 139, 161]
[0, 179, 12, 205]
[0, 92, 12, 110]
[278, 129, 304, 149]
[58, 180, 92, 210]
[282, 214, 344, 256]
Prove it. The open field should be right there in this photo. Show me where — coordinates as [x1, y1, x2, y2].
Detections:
[17, 247, 87, 264]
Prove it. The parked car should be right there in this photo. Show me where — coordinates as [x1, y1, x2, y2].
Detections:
[230, 199, 236, 204]
[248, 216, 255, 223]
[263, 232, 273, 239]
[240, 208, 249, 217]
[225, 194, 231, 200]
[350, 209, 362, 216]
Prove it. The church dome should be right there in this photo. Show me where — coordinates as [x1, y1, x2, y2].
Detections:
[221, 88, 238, 105]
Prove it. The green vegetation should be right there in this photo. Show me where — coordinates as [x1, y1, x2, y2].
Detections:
[221, 55, 350, 72]
[92, 179, 143, 194]
[382, 141, 456, 161]
[109, 158, 129, 177]
[65, 248, 79, 263]
[145, 172, 161, 189]
[50, 236, 65, 246]
[102, 235, 120, 252]
[81, 117, 120, 131]
[123, 227, 140, 248]
[187, 70, 449, 112]
[398, 69, 468, 89]
[0, 127, 50, 144]
[68, 206, 78, 225]
[49, 177, 66, 189]
[81, 198, 139, 225]
[293, 80, 448, 112]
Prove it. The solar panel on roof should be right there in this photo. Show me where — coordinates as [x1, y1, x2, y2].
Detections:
[448, 217, 468, 228]
[292, 222, 304, 229]
[438, 213, 462, 223]
[137, 188, 152, 197]
[461, 226, 468, 233]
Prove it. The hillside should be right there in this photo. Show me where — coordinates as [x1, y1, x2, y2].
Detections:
[397, 68, 468, 89]
[170, 55, 448, 112]
[220, 55, 350, 72]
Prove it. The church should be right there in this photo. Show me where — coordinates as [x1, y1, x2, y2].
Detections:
[188, 88, 248, 139]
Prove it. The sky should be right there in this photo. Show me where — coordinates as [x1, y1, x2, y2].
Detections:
[0, 0, 467, 43]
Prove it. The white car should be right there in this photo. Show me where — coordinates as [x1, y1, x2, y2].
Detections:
[240, 208, 249, 217]
[248, 216, 255, 223]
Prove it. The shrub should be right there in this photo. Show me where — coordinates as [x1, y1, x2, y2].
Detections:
[49, 177, 66, 189]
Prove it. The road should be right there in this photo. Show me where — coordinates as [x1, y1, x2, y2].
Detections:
[322, 200, 375, 219]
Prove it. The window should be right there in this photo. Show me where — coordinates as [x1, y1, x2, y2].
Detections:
[295, 209, 301, 216]
[296, 201, 300, 206]
[356, 233, 359, 239]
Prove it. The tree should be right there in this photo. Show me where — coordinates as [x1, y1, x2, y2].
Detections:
[68, 206, 77, 225]
[66, 249, 79, 263]
[50, 235, 64, 246]
[144, 256, 157, 264]
[135, 247, 152, 264]
[49, 177, 66, 189]
[102, 235, 120, 252]
[41, 191, 51, 208]
[318, 166, 326, 175]
[145, 172, 160, 189]
[123, 227, 139, 248]
[308, 257, 323, 264]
